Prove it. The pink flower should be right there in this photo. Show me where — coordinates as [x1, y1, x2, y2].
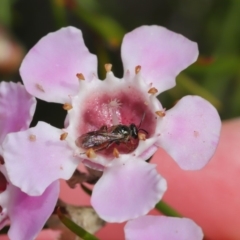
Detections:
[124, 215, 203, 240]
[0, 81, 59, 240]
[2, 26, 221, 222]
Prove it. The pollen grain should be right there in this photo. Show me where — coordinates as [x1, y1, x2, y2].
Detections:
[29, 134, 36, 141]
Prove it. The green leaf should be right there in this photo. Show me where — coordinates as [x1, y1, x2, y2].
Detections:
[50, 0, 67, 28]
[73, 0, 125, 48]
[0, 0, 12, 27]
[230, 77, 240, 116]
[214, 0, 240, 55]
[187, 56, 240, 76]
[177, 73, 222, 110]
[57, 207, 99, 240]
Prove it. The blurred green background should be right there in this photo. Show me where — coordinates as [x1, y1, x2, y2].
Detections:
[0, 0, 240, 128]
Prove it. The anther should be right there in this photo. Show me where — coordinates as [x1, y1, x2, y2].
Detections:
[113, 148, 120, 158]
[148, 87, 158, 94]
[60, 132, 68, 140]
[29, 134, 36, 141]
[138, 132, 146, 141]
[155, 110, 166, 117]
[76, 73, 85, 80]
[63, 103, 73, 110]
[105, 63, 112, 72]
[135, 65, 141, 74]
[36, 84, 45, 92]
[86, 148, 96, 158]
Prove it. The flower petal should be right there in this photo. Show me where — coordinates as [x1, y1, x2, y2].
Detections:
[20, 27, 98, 103]
[0, 172, 9, 230]
[157, 96, 221, 170]
[0, 81, 36, 144]
[138, 144, 159, 161]
[91, 157, 167, 222]
[124, 216, 203, 240]
[8, 181, 59, 240]
[121, 25, 198, 93]
[2, 121, 79, 195]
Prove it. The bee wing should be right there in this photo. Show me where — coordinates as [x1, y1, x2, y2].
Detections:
[76, 131, 126, 149]
[76, 134, 105, 148]
[98, 132, 125, 141]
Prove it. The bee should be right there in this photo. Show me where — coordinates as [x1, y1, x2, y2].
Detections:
[76, 114, 148, 153]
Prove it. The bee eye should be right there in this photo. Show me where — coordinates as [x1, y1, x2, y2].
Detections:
[124, 130, 129, 135]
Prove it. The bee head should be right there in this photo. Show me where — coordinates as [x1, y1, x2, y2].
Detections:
[130, 124, 138, 139]
[118, 125, 131, 136]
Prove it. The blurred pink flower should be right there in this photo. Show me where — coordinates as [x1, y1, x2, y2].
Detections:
[3, 26, 220, 222]
[124, 215, 203, 240]
[0, 229, 61, 240]
[0, 82, 59, 240]
[0, 27, 25, 74]
[152, 118, 240, 240]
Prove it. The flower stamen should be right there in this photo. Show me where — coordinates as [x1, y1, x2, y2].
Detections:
[155, 109, 166, 117]
[113, 148, 120, 158]
[138, 132, 146, 141]
[60, 132, 68, 140]
[148, 87, 158, 94]
[105, 63, 112, 72]
[86, 148, 96, 158]
[63, 103, 73, 110]
[135, 65, 141, 74]
[76, 73, 85, 80]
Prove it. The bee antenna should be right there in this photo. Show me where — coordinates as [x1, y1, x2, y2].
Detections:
[139, 128, 148, 135]
[138, 112, 146, 128]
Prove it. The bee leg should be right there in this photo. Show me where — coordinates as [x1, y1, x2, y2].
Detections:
[121, 142, 132, 152]
[96, 141, 117, 152]
[106, 141, 116, 149]
[99, 125, 108, 131]
[92, 141, 115, 152]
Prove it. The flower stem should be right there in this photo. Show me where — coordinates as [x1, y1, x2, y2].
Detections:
[81, 183, 92, 195]
[57, 207, 99, 240]
[155, 201, 182, 217]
